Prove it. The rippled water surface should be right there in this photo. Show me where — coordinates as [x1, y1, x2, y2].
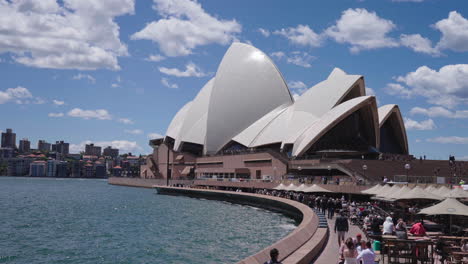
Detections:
[0, 177, 295, 264]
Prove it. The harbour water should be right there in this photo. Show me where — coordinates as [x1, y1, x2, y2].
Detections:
[0, 177, 295, 264]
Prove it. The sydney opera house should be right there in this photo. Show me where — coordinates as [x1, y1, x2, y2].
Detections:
[145, 43, 416, 183]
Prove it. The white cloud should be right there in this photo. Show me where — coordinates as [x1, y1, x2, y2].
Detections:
[288, 80, 308, 96]
[270, 51, 315, 68]
[325, 8, 399, 53]
[410, 106, 468, 119]
[0, 86, 34, 104]
[53, 99, 65, 106]
[258, 28, 270, 37]
[159, 62, 207, 77]
[395, 64, 468, 108]
[427, 136, 468, 144]
[146, 54, 165, 62]
[131, 0, 241, 57]
[383, 83, 412, 98]
[118, 118, 134, 124]
[434, 11, 468, 52]
[273, 25, 322, 47]
[458, 156, 468, 161]
[125, 129, 143, 135]
[270, 51, 285, 59]
[404, 118, 436, 130]
[70, 140, 142, 154]
[148, 133, 163, 139]
[48, 112, 64, 117]
[400, 34, 441, 56]
[72, 74, 96, 83]
[366, 87, 376, 96]
[67, 108, 112, 120]
[0, 0, 134, 70]
[161, 78, 178, 89]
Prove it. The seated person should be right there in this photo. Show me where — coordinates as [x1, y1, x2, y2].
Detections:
[409, 220, 426, 236]
[370, 217, 382, 236]
[395, 218, 408, 239]
[383, 216, 395, 235]
[461, 239, 468, 252]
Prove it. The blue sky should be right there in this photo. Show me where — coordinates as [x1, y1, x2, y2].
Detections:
[0, 0, 468, 159]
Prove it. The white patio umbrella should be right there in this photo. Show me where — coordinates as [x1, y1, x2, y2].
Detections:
[273, 183, 287, 191]
[302, 184, 331, 193]
[284, 183, 299, 191]
[294, 184, 308, 192]
[431, 186, 451, 197]
[375, 185, 401, 199]
[361, 184, 383, 194]
[418, 198, 468, 234]
[382, 185, 412, 201]
[445, 188, 468, 199]
[396, 186, 443, 201]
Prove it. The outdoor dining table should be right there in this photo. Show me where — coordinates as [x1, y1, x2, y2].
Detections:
[451, 251, 468, 263]
[381, 235, 435, 264]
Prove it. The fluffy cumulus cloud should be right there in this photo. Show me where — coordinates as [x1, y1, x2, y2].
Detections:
[48, 112, 64, 117]
[0, 86, 36, 104]
[270, 51, 315, 68]
[145, 54, 165, 62]
[258, 28, 270, 37]
[404, 118, 436, 130]
[131, 0, 241, 57]
[53, 99, 65, 106]
[148, 132, 163, 139]
[410, 106, 468, 119]
[124, 129, 143, 135]
[366, 87, 376, 96]
[400, 34, 440, 56]
[67, 108, 112, 120]
[383, 83, 412, 98]
[72, 74, 96, 83]
[434, 11, 468, 52]
[118, 118, 134, 124]
[161, 78, 178, 89]
[70, 140, 142, 154]
[159, 62, 207, 77]
[427, 136, 468, 144]
[273, 25, 322, 47]
[0, 0, 134, 70]
[325, 8, 399, 53]
[393, 64, 468, 108]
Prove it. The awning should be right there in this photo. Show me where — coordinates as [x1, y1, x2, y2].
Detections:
[303, 184, 331, 193]
[235, 168, 250, 174]
[180, 166, 193, 176]
[243, 158, 272, 162]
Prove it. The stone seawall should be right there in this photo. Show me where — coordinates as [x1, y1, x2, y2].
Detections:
[109, 177, 328, 264]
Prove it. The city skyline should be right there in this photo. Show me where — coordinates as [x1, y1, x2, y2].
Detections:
[1, 0, 468, 159]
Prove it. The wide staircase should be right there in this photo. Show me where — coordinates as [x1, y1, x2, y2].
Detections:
[313, 208, 329, 228]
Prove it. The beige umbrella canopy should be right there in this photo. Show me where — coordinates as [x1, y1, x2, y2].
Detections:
[431, 186, 451, 197]
[284, 183, 299, 191]
[303, 184, 331, 193]
[396, 186, 443, 201]
[418, 198, 468, 216]
[361, 184, 383, 194]
[445, 188, 468, 199]
[274, 183, 287, 191]
[383, 185, 412, 201]
[425, 185, 438, 194]
[294, 184, 308, 192]
[375, 185, 401, 199]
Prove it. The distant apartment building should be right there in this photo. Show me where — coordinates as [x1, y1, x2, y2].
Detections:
[1, 128, 16, 148]
[95, 162, 106, 178]
[18, 138, 31, 153]
[47, 160, 60, 177]
[84, 163, 94, 178]
[52, 141, 69, 155]
[70, 160, 82, 178]
[30, 161, 46, 177]
[0, 148, 14, 159]
[56, 161, 68, 177]
[38, 140, 51, 152]
[85, 144, 101, 156]
[103, 146, 119, 158]
[7, 158, 31, 176]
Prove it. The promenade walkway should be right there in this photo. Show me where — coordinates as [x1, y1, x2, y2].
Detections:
[314, 215, 363, 264]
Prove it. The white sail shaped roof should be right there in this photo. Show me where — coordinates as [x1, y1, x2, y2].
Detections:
[164, 42, 407, 157]
[204, 42, 294, 154]
[292, 96, 379, 156]
[378, 104, 408, 154]
[174, 78, 214, 150]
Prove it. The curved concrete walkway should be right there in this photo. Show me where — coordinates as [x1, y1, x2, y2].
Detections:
[314, 216, 363, 264]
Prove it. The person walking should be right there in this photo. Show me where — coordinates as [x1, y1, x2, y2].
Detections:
[264, 248, 282, 264]
[334, 210, 349, 247]
[327, 198, 335, 219]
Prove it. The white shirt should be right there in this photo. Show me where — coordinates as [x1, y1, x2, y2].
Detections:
[383, 222, 394, 234]
[357, 249, 376, 264]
